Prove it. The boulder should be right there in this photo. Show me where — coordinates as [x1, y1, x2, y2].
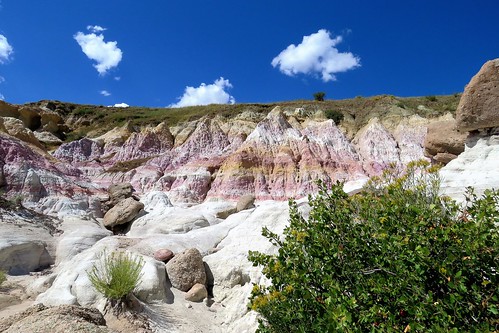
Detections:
[424, 119, 467, 163]
[153, 248, 174, 263]
[166, 248, 206, 292]
[102, 197, 144, 228]
[456, 59, 499, 131]
[1, 117, 43, 148]
[236, 194, 255, 212]
[185, 283, 208, 302]
[106, 182, 135, 207]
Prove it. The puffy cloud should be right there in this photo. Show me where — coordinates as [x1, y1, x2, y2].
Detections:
[170, 77, 235, 108]
[112, 103, 129, 108]
[74, 26, 122, 75]
[271, 29, 360, 82]
[0, 93, 4, 101]
[100, 90, 111, 96]
[87, 25, 106, 33]
[0, 34, 14, 64]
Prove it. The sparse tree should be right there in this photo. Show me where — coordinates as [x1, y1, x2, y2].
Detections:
[313, 92, 326, 101]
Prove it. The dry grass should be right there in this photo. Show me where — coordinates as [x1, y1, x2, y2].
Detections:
[27, 94, 461, 143]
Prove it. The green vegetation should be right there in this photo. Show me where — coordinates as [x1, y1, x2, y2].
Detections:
[425, 95, 438, 102]
[35, 94, 460, 144]
[87, 250, 144, 314]
[324, 110, 344, 124]
[0, 270, 6, 285]
[313, 92, 326, 101]
[249, 161, 499, 332]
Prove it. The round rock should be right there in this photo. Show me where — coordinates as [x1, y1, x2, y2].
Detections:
[185, 283, 208, 302]
[166, 248, 206, 292]
[153, 248, 174, 263]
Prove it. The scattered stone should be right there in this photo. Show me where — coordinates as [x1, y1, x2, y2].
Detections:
[102, 197, 144, 228]
[185, 283, 208, 302]
[215, 207, 237, 219]
[166, 248, 206, 292]
[236, 194, 255, 212]
[456, 58, 499, 131]
[153, 248, 174, 263]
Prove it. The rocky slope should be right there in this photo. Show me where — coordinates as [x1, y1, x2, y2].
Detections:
[0, 95, 459, 207]
[1, 59, 499, 332]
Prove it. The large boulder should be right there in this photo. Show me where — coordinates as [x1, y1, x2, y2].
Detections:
[102, 197, 144, 228]
[166, 248, 206, 292]
[424, 119, 467, 164]
[456, 59, 499, 131]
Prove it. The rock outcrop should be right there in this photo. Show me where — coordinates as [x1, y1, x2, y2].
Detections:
[440, 58, 499, 199]
[102, 197, 144, 228]
[424, 119, 467, 164]
[456, 59, 499, 131]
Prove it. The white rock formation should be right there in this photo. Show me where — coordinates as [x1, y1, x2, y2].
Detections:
[440, 134, 499, 201]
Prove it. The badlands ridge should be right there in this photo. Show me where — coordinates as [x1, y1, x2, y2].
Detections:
[0, 59, 498, 332]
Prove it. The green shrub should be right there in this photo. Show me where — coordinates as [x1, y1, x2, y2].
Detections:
[425, 95, 437, 102]
[324, 110, 344, 124]
[313, 92, 326, 101]
[88, 250, 144, 314]
[0, 270, 6, 285]
[249, 161, 499, 332]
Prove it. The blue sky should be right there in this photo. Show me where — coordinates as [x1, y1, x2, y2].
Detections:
[0, 0, 498, 107]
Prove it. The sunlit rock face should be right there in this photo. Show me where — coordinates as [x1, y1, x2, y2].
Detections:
[2, 101, 435, 206]
[208, 108, 366, 200]
[0, 133, 91, 203]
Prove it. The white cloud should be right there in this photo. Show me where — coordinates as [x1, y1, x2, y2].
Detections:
[111, 103, 129, 108]
[0, 75, 5, 84]
[87, 25, 106, 33]
[170, 77, 235, 108]
[114, 76, 121, 81]
[0, 34, 14, 64]
[100, 90, 111, 96]
[0, 93, 4, 101]
[74, 26, 122, 75]
[271, 29, 360, 82]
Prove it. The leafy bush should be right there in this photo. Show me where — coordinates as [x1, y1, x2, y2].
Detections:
[249, 161, 499, 332]
[88, 250, 144, 314]
[324, 110, 344, 124]
[313, 92, 326, 101]
[0, 270, 6, 285]
[425, 95, 437, 102]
